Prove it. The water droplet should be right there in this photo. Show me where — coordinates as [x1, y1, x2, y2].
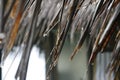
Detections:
[43, 33, 47, 37]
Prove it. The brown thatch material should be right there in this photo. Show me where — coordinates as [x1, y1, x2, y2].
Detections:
[0, 0, 120, 80]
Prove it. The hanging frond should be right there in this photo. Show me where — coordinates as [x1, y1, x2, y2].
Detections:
[0, 0, 120, 80]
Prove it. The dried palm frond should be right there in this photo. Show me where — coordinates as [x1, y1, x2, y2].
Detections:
[0, 0, 120, 80]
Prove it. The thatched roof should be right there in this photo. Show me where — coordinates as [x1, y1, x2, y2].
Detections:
[0, 0, 120, 80]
